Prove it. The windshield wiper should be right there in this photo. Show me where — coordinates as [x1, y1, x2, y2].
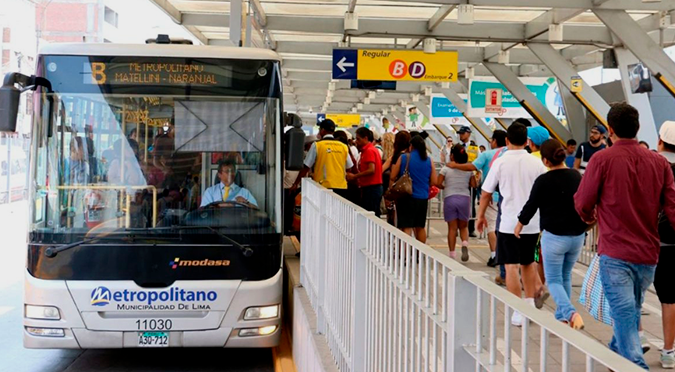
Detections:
[44, 237, 102, 258]
[124, 225, 254, 257]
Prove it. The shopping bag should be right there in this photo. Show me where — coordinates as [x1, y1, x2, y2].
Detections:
[578, 255, 613, 326]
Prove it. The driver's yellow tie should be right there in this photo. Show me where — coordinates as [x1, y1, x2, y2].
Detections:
[223, 186, 230, 201]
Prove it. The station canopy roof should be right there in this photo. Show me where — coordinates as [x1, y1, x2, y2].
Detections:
[151, 0, 675, 120]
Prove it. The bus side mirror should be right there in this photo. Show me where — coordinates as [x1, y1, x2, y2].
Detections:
[0, 81, 20, 133]
[284, 113, 305, 171]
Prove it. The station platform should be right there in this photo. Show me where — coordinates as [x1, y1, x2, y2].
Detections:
[423, 218, 669, 371]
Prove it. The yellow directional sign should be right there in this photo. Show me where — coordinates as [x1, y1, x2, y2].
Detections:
[318, 113, 361, 128]
[571, 76, 583, 93]
[355, 49, 459, 82]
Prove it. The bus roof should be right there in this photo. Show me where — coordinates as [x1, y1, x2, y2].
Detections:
[38, 43, 281, 62]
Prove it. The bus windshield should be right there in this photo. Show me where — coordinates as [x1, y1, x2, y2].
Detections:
[29, 93, 280, 240]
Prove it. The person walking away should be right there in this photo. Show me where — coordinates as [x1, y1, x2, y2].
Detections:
[290, 119, 355, 199]
[515, 139, 589, 330]
[382, 131, 411, 226]
[438, 144, 476, 260]
[526, 126, 550, 286]
[574, 125, 606, 175]
[654, 120, 675, 369]
[527, 126, 550, 160]
[390, 135, 437, 243]
[575, 103, 675, 370]
[565, 139, 577, 168]
[334, 131, 360, 204]
[457, 126, 480, 237]
[348, 127, 383, 216]
[477, 123, 548, 326]
[447, 130, 507, 269]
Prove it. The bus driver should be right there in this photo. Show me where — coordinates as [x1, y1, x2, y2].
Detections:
[201, 160, 258, 208]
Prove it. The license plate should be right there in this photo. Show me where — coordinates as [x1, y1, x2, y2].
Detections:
[137, 332, 169, 347]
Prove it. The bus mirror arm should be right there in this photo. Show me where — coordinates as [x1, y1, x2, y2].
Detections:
[0, 73, 52, 133]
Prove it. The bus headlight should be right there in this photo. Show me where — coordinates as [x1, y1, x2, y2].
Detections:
[25, 305, 61, 320]
[25, 327, 65, 337]
[238, 325, 277, 337]
[244, 305, 279, 320]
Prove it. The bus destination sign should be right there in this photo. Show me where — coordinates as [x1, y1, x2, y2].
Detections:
[84, 62, 220, 86]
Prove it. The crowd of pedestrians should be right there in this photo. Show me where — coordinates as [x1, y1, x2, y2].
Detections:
[290, 103, 675, 369]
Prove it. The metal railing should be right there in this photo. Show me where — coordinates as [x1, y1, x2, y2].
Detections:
[300, 178, 643, 372]
[578, 226, 598, 266]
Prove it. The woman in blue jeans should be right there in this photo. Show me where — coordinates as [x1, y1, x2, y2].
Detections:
[515, 139, 591, 329]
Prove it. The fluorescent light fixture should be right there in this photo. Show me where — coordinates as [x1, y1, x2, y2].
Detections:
[465, 66, 475, 79]
[363, 97, 371, 105]
[357, 103, 364, 110]
[25, 305, 60, 320]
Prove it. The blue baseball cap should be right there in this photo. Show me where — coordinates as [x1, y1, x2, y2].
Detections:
[527, 126, 550, 147]
[591, 125, 607, 135]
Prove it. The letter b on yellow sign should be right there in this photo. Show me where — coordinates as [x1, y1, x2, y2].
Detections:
[91, 62, 107, 84]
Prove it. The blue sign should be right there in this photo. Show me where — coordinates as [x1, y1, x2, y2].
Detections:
[430, 96, 465, 118]
[332, 49, 358, 80]
[316, 113, 326, 124]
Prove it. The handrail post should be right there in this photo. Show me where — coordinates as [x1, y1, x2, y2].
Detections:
[351, 211, 370, 372]
[446, 272, 482, 371]
[315, 187, 328, 335]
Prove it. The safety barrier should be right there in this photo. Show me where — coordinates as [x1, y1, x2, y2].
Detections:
[299, 178, 643, 372]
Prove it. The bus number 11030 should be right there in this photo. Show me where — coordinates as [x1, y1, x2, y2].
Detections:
[135, 319, 172, 330]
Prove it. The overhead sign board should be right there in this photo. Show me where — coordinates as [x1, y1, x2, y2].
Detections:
[485, 88, 503, 114]
[317, 113, 361, 128]
[467, 77, 565, 119]
[332, 49, 459, 82]
[571, 75, 583, 93]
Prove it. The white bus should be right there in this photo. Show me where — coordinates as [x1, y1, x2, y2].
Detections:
[0, 36, 304, 349]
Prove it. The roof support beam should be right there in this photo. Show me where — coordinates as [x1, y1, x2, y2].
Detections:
[483, 62, 571, 143]
[380, 0, 675, 11]
[348, 0, 358, 13]
[250, 0, 267, 27]
[408, 5, 456, 49]
[594, 9, 675, 99]
[184, 14, 615, 45]
[528, 43, 610, 128]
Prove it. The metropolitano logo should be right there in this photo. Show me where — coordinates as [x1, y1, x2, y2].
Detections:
[91, 286, 112, 306]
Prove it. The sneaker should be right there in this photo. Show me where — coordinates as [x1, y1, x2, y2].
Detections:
[511, 311, 523, 327]
[569, 313, 585, 330]
[641, 335, 651, 354]
[469, 231, 477, 238]
[534, 287, 550, 309]
[461, 245, 469, 262]
[494, 276, 506, 286]
[449, 251, 456, 259]
[487, 257, 497, 267]
[662, 350, 675, 369]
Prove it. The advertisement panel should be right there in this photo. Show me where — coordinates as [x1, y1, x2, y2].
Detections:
[467, 77, 565, 120]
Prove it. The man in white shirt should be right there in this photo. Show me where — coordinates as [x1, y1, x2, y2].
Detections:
[477, 123, 547, 326]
